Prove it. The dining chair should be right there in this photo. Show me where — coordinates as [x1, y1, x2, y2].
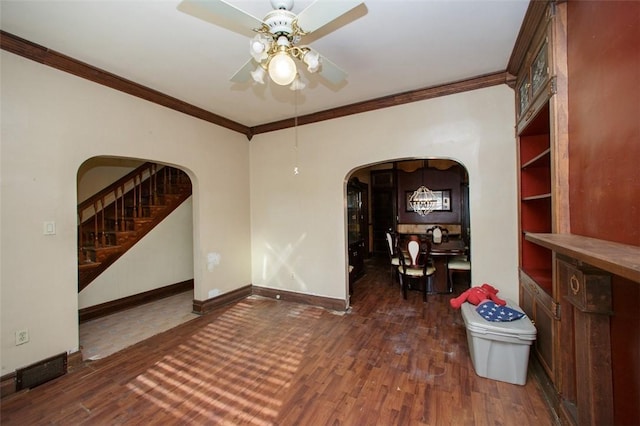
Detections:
[385, 231, 400, 284]
[397, 239, 435, 302]
[448, 249, 471, 288]
[426, 225, 449, 244]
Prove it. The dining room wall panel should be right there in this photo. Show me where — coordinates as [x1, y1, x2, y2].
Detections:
[396, 167, 463, 225]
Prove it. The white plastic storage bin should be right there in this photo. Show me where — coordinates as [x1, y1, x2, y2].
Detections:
[460, 298, 536, 385]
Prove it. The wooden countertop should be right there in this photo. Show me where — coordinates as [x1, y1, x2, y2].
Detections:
[525, 233, 640, 283]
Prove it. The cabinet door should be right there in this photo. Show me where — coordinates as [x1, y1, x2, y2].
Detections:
[519, 277, 536, 320]
[533, 288, 556, 382]
[520, 271, 558, 385]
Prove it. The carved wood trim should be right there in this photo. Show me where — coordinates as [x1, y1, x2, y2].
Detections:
[549, 1, 570, 235]
[508, 1, 550, 76]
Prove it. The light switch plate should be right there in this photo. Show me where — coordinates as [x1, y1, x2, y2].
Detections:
[43, 221, 56, 235]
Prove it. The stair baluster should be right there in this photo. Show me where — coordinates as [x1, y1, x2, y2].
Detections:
[100, 196, 106, 247]
[93, 199, 99, 248]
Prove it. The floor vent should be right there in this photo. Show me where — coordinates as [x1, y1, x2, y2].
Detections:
[16, 353, 67, 391]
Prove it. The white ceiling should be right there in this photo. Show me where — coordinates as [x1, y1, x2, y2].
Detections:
[1, 0, 529, 127]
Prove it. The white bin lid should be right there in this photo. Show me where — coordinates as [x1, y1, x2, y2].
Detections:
[461, 299, 537, 341]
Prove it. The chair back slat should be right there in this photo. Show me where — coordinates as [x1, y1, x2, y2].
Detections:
[397, 237, 433, 301]
[426, 226, 449, 244]
[432, 227, 442, 244]
[407, 240, 420, 266]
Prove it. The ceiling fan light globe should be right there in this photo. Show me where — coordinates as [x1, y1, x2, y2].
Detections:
[250, 66, 266, 84]
[250, 35, 271, 62]
[268, 51, 297, 85]
[290, 75, 306, 91]
[303, 50, 320, 73]
[251, 40, 263, 54]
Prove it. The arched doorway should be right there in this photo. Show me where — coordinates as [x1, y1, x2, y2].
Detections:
[346, 158, 470, 302]
[76, 156, 196, 360]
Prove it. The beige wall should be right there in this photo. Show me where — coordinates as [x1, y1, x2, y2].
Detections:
[250, 85, 519, 304]
[0, 52, 250, 375]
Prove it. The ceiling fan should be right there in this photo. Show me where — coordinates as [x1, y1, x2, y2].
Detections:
[178, 0, 365, 90]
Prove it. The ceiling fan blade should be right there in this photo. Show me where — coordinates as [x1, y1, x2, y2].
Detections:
[178, 0, 265, 37]
[296, 0, 364, 34]
[316, 52, 348, 85]
[230, 59, 256, 83]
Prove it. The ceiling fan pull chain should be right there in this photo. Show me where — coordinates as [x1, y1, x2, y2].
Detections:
[293, 89, 299, 175]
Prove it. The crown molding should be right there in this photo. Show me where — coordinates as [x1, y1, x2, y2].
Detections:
[2, 30, 509, 141]
[250, 71, 509, 136]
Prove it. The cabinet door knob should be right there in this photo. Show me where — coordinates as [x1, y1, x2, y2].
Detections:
[570, 274, 580, 295]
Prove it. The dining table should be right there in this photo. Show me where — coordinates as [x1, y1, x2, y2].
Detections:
[428, 238, 466, 293]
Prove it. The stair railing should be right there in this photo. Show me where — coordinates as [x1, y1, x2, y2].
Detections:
[78, 162, 163, 250]
[78, 163, 191, 290]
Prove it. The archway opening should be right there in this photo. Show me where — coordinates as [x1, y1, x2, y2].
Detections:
[346, 158, 470, 303]
[76, 156, 196, 360]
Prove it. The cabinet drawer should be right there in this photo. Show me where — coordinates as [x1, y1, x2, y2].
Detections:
[557, 257, 611, 313]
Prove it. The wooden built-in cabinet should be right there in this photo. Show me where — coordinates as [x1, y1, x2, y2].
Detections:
[515, 1, 567, 387]
[512, 2, 639, 425]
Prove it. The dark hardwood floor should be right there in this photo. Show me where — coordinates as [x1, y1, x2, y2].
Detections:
[1, 257, 557, 425]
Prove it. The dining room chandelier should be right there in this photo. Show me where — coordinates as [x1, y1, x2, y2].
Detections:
[409, 185, 437, 216]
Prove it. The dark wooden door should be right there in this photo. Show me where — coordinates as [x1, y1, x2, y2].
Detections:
[372, 188, 395, 256]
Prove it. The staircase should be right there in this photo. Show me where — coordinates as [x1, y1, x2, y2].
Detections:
[78, 163, 192, 291]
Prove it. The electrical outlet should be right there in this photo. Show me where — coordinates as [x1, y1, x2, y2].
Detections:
[15, 329, 29, 346]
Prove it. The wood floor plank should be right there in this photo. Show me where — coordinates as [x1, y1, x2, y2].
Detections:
[1, 257, 558, 425]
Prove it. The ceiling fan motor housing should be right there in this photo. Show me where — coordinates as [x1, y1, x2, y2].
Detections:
[264, 9, 297, 38]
